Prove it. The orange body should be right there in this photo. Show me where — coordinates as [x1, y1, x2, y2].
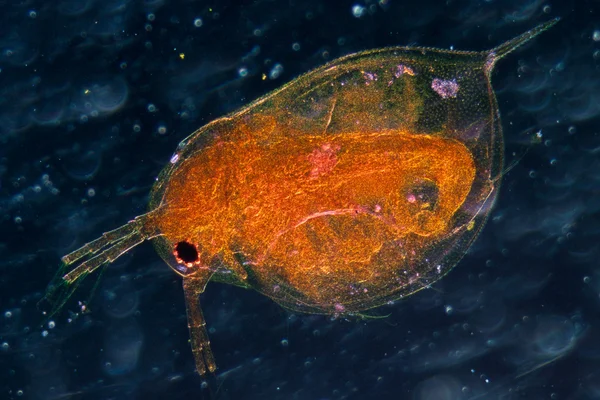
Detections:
[156, 120, 475, 310]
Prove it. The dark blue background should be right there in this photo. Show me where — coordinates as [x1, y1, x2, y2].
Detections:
[1, 0, 599, 399]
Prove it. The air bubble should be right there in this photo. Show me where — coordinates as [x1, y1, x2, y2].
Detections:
[269, 63, 284, 80]
[48, 320, 56, 329]
[281, 339, 289, 346]
[352, 4, 366, 18]
[594, 30, 600, 42]
[238, 67, 248, 77]
[194, 18, 203, 27]
[147, 104, 157, 112]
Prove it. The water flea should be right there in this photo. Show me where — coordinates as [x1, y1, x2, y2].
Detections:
[41, 19, 559, 376]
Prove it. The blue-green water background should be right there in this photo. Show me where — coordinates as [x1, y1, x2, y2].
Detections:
[1, 0, 599, 399]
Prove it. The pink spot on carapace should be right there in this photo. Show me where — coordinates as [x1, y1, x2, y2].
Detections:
[374, 204, 382, 213]
[432, 78, 459, 98]
[307, 143, 341, 179]
[394, 64, 415, 78]
[407, 194, 416, 203]
[363, 71, 377, 85]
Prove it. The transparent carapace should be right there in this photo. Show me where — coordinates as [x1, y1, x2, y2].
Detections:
[42, 19, 559, 376]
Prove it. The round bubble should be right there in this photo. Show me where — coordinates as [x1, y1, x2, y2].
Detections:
[102, 281, 140, 319]
[2, 40, 39, 67]
[413, 375, 463, 400]
[58, 0, 93, 16]
[0, 308, 21, 335]
[533, 315, 577, 357]
[62, 148, 102, 181]
[469, 300, 506, 333]
[16, 333, 60, 374]
[102, 319, 143, 376]
[31, 95, 67, 125]
[0, 112, 33, 135]
[90, 78, 129, 113]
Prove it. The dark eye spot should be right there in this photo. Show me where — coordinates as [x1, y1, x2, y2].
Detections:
[174, 241, 199, 264]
